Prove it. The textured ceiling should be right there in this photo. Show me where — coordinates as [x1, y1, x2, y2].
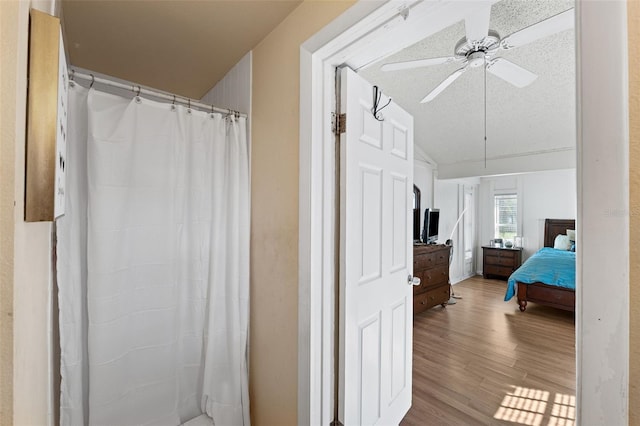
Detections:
[359, 0, 575, 168]
[61, 0, 302, 99]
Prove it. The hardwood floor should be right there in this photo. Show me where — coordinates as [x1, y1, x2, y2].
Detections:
[401, 276, 575, 426]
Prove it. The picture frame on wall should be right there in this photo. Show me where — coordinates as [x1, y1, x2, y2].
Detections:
[25, 9, 68, 222]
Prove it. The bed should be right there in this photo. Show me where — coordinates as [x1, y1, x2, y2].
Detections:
[504, 219, 576, 312]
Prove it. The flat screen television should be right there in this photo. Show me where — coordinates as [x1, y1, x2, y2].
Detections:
[421, 208, 440, 244]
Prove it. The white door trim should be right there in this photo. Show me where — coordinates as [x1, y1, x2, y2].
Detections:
[299, 0, 629, 424]
[575, 1, 629, 422]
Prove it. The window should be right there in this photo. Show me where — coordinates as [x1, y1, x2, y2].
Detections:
[495, 194, 517, 240]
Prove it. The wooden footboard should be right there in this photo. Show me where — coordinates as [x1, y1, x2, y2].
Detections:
[516, 282, 575, 313]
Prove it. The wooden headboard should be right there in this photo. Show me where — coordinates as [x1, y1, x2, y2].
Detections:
[544, 219, 576, 247]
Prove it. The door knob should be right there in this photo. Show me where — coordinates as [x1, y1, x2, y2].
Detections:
[408, 275, 421, 286]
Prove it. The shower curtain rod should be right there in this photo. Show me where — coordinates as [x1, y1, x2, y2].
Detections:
[69, 69, 247, 118]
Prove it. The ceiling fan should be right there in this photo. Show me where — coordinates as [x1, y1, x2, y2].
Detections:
[381, 7, 575, 103]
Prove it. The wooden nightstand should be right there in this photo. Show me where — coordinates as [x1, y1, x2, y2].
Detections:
[482, 246, 523, 280]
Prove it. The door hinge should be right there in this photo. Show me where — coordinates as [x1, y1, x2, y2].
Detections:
[332, 113, 346, 135]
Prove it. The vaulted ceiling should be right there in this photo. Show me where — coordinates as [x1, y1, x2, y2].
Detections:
[359, 0, 575, 169]
[61, 0, 302, 99]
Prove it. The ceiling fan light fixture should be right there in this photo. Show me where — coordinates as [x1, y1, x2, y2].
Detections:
[454, 30, 500, 57]
[468, 51, 486, 68]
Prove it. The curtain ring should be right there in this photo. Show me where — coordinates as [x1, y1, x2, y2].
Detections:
[89, 74, 95, 88]
[187, 99, 192, 114]
[171, 95, 176, 111]
[135, 86, 142, 104]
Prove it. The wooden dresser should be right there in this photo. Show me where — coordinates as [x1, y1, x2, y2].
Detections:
[482, 246, 523, 280]
[413, 244, 451, 315]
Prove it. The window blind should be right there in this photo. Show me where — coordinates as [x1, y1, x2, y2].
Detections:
[495, 194, 517, 239]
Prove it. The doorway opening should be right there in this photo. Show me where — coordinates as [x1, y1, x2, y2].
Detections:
[298, 1, 629, 425]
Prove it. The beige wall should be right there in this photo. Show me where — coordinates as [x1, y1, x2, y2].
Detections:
[629, 0, 639, 423]
[0, 1, 19, 423]
[1, 1, 58, 425]
[250, 1, 353, 424]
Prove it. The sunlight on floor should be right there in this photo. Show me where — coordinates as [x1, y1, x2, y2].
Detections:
[493, 387, 575, 426]
[548, 393, 576, 426]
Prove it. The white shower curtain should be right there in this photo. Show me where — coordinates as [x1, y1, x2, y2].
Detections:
[57, 85, 250, 426]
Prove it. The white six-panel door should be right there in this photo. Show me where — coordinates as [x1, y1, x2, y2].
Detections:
[339, 67, 414, 426]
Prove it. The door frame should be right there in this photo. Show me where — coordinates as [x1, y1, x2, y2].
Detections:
[298, 1, 629, 424]
[462, 184, 476, 280]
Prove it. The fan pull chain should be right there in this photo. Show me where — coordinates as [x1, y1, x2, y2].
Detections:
[484, 58, 487, 169]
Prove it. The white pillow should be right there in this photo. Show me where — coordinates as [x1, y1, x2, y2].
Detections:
[554, 234, 572, 250]
[566, 229, 576, 242]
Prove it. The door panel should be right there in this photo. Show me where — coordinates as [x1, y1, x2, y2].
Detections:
[391, 174, 408, 272]
[390, 299, 408, 401]
[339, 67, 414, 426]
[360, 166, 383, 283]
[359, 314, 381, 425]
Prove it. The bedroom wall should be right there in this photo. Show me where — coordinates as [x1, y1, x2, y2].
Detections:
[519, 170, 577, 257]
[629, 0, 639, 422]
[414, 159, 434, 237]
[434, 180, 460, 244]
[477, 169, 577, 268]
[434, 177, 480, 283]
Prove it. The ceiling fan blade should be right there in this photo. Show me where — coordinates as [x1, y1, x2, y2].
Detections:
[381, 56, 459, 72]
[420, 67, 467, 103]
[501, 8, 574, 49]
[486, 58, 537, 88]
[464, 4, 491, 43]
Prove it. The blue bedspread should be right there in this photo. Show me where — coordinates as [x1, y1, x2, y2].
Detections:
[504, 247, 576, 301]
